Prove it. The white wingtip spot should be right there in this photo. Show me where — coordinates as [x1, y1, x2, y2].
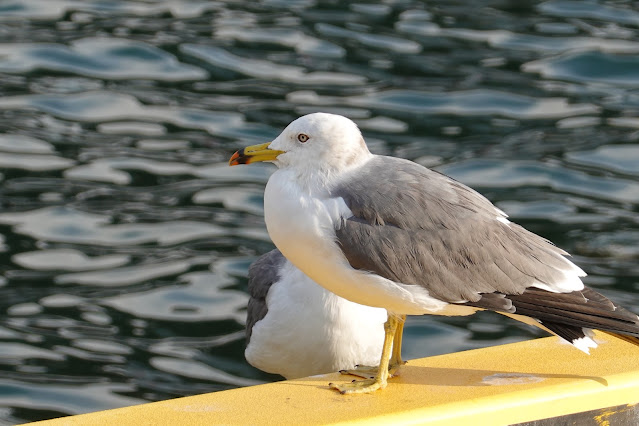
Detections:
[531, 273, 584, 293]
[496, 216, 511, 225]
[530, 252, 587, 293]
[494, 207, 508, 218]
[568, 329, 598, 354]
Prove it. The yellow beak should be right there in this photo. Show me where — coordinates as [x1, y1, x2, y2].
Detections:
[229, 142, 285, 166]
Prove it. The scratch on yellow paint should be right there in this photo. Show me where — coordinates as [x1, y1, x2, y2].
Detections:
[593, 409, 614, 426]
[594, 403, 638, 426]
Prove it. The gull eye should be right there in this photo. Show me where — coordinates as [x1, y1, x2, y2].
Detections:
[297, 133, 309, 143]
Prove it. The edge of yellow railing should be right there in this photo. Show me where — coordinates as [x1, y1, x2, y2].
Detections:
[27, 332, 639, 426]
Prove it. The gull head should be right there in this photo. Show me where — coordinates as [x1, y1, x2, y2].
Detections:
[230, 113, 371, 176]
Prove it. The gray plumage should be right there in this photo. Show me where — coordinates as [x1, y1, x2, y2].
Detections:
[246, 249, 285, 344]
[332, 155, 639, 343]
[333, 156, 572, 303]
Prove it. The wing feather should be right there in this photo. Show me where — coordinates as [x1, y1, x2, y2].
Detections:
[246, 249, 285, 343]
[332, 156, 583, 303]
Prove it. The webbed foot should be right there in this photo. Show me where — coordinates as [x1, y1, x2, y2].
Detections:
[328, 376, 387, 394]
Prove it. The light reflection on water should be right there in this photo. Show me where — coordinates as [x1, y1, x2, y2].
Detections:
[0, 0, 638, 423]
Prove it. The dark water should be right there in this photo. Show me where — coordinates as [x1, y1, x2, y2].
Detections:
[1, 0, 638, 423]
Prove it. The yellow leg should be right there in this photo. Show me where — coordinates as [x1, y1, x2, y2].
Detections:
[329, 314, 400, 394]
[389, 315, 406, 375]
[339, 314, 407, 379]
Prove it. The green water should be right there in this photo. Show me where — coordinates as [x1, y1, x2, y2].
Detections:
[0, 0, 638, 423]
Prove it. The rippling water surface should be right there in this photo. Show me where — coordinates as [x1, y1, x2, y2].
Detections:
[1, 0, 638, 423]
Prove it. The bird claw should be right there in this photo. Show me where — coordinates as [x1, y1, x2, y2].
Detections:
[329, 377, 387, 394]
[339, 364, 377, 379]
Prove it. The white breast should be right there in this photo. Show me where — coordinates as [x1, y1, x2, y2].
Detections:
[264, 170, 468, 315]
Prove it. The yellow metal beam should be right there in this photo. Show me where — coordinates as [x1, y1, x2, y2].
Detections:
[28, 333, 639, 426]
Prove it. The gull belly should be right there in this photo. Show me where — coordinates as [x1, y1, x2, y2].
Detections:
[264, 168, 474, 316]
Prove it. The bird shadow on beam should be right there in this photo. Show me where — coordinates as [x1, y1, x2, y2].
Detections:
[392, 365, 609, 387]
[285, 364, 608, 390]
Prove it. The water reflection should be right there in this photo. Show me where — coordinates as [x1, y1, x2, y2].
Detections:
[0, 0, 638, 423]
[0, 38, 207, 81]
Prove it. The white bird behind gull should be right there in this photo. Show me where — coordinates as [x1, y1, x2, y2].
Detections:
[245, 249, 386, 379]
[230, 112, 639, 394]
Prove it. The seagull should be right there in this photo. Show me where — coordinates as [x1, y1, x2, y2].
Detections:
[244, 249, 387, 379]
[230, 112, 639, 394]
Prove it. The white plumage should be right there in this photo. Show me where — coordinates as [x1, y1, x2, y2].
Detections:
[245, 252, 386, 379]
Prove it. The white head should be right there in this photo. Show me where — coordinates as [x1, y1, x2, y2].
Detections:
[269, 113, 370, 172]
[230, 113, 372, 181]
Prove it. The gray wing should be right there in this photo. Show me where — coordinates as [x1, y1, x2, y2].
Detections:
[332, 156, 576, 303]
[246, 249, 285, 344]
[331, 156, 639, 344]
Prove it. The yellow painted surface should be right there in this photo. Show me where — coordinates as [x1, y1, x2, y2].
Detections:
[28, 333, 639, 426]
